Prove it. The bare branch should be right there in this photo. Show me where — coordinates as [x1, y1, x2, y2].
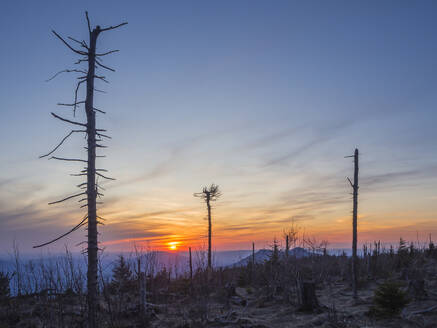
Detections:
[67, 36, 88, 49]
[75, 57, 88, 65]
[96, 132, 111, 139]
[96, 49, 119, 56]
[73, 80, 86, 116]
[347, 177, 354, 188]
[95, 59, 115, 72]
[76, 241, 87, 247]
[100, 22, 128, 32]
[46, 69, 87, 82]
[33, 216, 88, 248]
[39, 130, 85, 158]
[94, 74, 110, 83]
[51, 112, 86, 127]
[52, 30, 88, 55]
[93, 107, 106, 114]
[96, 172, 116, 180]
[85, 11, 92, 33]
[57, 101, 85, 107]
[50, 156, 88, 163]
[49, 192, 87, 205]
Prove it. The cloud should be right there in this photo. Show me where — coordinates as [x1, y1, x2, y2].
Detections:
[112, 133, 208, 188]
[235, 126, 302, 152]
[362, 165, 437, 189]
[263, 119, 355, 167]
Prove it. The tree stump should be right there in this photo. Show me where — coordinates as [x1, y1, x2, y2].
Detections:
[296, 279, 319, 312]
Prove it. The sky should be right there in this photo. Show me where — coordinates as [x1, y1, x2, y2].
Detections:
[1, 0, 437, 254]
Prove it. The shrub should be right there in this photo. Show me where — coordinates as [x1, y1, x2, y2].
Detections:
[370, 280, 409, 317]
[0, 271, 10, 304]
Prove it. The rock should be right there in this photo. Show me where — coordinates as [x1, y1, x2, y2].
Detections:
[235, 287, 249, 299]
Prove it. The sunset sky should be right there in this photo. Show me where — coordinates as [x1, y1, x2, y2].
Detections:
[1, 1, 437, 254]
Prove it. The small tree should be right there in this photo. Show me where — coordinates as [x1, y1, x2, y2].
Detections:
[270, 238, 280, 266]
[371, 280, 409, 317]
[112, 255, 132, 292]
[398, 237, 408, 255]
[0, 271, 10, 304]
[194, 184, 221, 270]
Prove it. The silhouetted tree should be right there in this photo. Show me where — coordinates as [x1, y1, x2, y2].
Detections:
[0, 271, 10, 305]
[346, 148, 359, 299]
[33, 12, 127, 328]
[194, 184, 221, 270]
[112, 256, 132, 292]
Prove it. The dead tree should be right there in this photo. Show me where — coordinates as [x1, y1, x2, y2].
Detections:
[189, 247, 193, 282]
[252, 242, 255, 265]
[33, 12, 127, 328]
[285, 235, 289, 257]
[194, 184, 221, 270]
[138, 258, 147, 316]
[346, 148, 359, 299]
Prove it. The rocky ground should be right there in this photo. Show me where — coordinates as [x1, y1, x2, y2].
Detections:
[148, 280, 437, 328]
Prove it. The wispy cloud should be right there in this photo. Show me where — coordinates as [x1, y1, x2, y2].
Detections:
[263, 119, 355, 167]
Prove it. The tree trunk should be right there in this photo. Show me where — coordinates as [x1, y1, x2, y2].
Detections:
[86, 27, 100, 328]
[285, 235, 289, 257]
[189, 247, 193, 282]
[138, 258, 147, 315]
[351, 148, 359, 299]
[207, 194, 212, 270]
[252, 242, 255, 265]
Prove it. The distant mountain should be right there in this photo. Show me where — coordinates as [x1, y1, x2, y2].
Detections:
[232, 247, 310, 267]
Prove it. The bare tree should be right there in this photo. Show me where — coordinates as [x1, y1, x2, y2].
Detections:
[346, 148, 359, 299]
[283, 218, 302, 251]
[252, 242, 255, 265]
[33, 12, 127, 328]
[194, 184, 221, 270]
[189, 246, 193, 282]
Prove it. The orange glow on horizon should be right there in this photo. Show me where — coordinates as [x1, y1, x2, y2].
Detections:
[167, 241, 180, 251]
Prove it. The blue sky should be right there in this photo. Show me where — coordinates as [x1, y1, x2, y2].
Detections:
[1, 0, 437, 253]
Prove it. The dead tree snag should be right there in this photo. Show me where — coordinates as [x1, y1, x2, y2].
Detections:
[33, 12, 127, 328]
[194, 184, 221, 270]
[346, 148, 359, 299]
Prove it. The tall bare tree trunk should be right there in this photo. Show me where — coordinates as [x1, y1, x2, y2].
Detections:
[207, 194, 212, 270]
[34, 13, 126, 328]
[351, 148, 359, 299]
[86, 27, 99, 328]
[193, 184, 220, 272]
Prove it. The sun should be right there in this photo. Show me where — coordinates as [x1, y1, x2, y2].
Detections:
[167, 241, 179, 251]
